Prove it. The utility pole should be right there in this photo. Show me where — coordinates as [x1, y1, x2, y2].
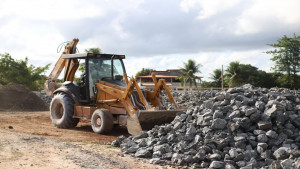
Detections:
[221, 65, 224, 90]
[184, 77, 186, 92]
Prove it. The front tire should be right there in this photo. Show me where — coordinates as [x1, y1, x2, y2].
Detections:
[50, 93, 79, 128]
[91, 109, 113, 134]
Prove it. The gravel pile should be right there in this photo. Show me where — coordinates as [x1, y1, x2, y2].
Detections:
[113, 84, 300, 169]
[164, 90, 220, 110]
[33, 91, 53, 105]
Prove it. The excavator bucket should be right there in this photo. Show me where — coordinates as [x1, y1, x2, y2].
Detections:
[126, 109, 183, 135]
[137, 109, 184, 129]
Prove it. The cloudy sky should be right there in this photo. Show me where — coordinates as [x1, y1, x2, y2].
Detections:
[1, 0, 300, 81]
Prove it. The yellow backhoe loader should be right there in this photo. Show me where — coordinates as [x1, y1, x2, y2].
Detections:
[44, 38, 183, 136]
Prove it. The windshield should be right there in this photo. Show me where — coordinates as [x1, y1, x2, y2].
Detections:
[88, 58, 125, 99]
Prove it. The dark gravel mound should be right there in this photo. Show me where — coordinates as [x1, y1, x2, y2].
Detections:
[0, 84, 49, 111]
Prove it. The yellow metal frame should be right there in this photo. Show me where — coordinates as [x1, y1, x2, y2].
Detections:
[95, 73, 180, 135]
[95, 73, 179, 116]
[44, 38, 79, 96]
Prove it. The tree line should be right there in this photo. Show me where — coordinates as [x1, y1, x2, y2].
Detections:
[204, 34, 300, 89]
[136, 34, 300, 89]
[202, 61, 282, 88]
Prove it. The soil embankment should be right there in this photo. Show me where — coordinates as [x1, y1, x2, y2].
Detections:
[0, 84, 48, 112]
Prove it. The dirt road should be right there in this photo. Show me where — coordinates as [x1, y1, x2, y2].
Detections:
[0, 111, 171, 169]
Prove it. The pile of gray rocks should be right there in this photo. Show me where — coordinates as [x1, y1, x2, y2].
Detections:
[33, 91, 53, 104]
[113, 84, 300, 169]
[163, 89, 220, 110]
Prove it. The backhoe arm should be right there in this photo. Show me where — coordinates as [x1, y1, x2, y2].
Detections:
[145, 74, 179, 109]
[44, 38, 79, 96]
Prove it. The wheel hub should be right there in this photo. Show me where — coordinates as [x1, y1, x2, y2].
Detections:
[96, 117, 102, 126]
[54, 103, 64, 119]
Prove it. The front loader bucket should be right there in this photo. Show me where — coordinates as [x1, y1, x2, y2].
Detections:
[127, 109, 184, 135]
[137, 109, 184, 129]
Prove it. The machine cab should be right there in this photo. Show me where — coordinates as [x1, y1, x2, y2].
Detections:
[86, 54, 126, 100]
[62, 53, 126, 102]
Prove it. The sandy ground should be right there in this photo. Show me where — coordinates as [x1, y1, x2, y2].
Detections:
[0, 111, 176, 169]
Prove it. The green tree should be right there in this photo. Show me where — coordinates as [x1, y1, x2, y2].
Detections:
[225, 61, 279, 88]
[266, 34, 300, 88]
[256, 71, 279, 88]
[239, 64, 260, 85]
[85, 48, 101, 54]
[179, 59, 202, 88]
[200, 81, 214, 88]
[0, 53, 50, 90]
[135, 68, 155, 77]
[225, 61, 243, 87]
[209, 69, 222, 87]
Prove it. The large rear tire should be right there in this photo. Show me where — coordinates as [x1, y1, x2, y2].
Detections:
[50, 93, 79, 128]
[91, 109, 113, 134]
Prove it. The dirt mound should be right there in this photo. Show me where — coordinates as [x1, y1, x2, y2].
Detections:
[0, 84, 49, 111]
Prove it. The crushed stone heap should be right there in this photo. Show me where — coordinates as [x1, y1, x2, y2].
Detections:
[113, 84, 300, 169]
[0, 84, 49, 111]
[32, 91, 53, 105]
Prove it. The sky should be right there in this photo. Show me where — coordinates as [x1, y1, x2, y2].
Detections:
[1, 0, 300, 81]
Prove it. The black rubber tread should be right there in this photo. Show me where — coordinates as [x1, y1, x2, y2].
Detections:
[91, 109, 113, 134]
[50, 93, 79, 128]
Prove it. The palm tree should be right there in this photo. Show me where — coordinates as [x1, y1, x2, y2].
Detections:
[225, 61, 243, 87]
[179, 59, 202, 88]
[85, 48, 101, 53]
[210, 69, 222, 87]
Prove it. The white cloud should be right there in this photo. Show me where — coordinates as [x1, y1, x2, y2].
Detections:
[235, 0, 300, 35]
[0, 17, 64, 61]
[124, 55, 183, 77]
[180, 0, 199, 12]
[180, 0, 240, 19]
[0, 0, 105, 21]
[110, 17, 129, 39]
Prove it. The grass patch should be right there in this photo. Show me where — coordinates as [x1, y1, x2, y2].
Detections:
[106, 145, 121, 149]
[81, 142, 90, 145]
[81, 141, 99, 146]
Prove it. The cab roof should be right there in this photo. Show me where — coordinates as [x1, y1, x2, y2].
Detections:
[62, 53, 125, 59]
